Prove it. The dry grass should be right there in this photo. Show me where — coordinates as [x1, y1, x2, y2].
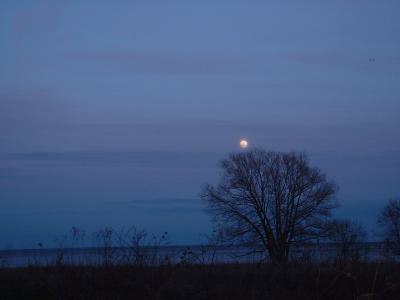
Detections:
[0, 262, 399, 300]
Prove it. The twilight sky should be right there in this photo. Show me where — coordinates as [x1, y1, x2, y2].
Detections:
[1, 0, 399, 248]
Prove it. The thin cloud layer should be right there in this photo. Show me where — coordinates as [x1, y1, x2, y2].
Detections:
[72, 51, 256, 75]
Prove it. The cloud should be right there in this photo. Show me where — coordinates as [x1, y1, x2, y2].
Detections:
[0, 150, 216, 169]
[111, 197, 203, 213]
[0, 88, 70, 125]
[71, 51, 256, 75]
[0, 167, 21, 180]
[0, 88, 77, 152]
[11, 1, 69, 41]
[272, 52, 400, 73]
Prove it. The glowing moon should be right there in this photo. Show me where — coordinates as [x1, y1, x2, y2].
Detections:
[239, 139, 249, 149]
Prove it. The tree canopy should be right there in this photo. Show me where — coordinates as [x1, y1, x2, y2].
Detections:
[202, 149, 338, 263]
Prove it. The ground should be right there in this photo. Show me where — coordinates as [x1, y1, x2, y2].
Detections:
[1, 262, 399, 300]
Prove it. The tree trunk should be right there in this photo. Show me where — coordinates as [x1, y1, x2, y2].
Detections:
[268, 245, 289, 264]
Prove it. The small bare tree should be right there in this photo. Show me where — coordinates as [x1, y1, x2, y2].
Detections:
[378, 198, 400, 255]
[201, 149, 337, 264]
[327, 219, 367, 262]
[94, 227, 115, 266]
[114, 227, 170, 266]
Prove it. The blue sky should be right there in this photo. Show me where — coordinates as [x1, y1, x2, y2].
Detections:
[0, 0, 399, 248]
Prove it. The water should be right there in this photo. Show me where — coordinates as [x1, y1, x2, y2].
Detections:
[0, 243, 389, 268]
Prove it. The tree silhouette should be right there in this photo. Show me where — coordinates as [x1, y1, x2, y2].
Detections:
[327, 219, 367, 262]
[201, 149, 338, 263]
[378, 198, 400, 255]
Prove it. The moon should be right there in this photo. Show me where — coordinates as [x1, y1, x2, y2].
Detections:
[239, 139, 249, 149]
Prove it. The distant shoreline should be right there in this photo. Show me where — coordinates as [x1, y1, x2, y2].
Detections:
[0, 242, 393, 268]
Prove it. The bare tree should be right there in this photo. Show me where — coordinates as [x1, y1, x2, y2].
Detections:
[378, 198, 400, 255]
[114, 227, 170, 266]
[327, 219, 367, 262]
[201, 149, 337, 264]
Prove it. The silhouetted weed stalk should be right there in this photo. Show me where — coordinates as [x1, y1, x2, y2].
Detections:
[0, 224, 399, 269]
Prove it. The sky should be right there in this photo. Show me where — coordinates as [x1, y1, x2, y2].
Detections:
[0, 0, 399, 249]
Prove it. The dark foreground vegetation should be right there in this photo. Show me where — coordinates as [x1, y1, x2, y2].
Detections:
[1, 262, 400, 300]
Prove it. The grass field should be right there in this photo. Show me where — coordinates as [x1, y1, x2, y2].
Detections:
[1, 262, 399, 300]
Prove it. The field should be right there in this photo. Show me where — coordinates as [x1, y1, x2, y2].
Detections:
[1, 262, 399, 300]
